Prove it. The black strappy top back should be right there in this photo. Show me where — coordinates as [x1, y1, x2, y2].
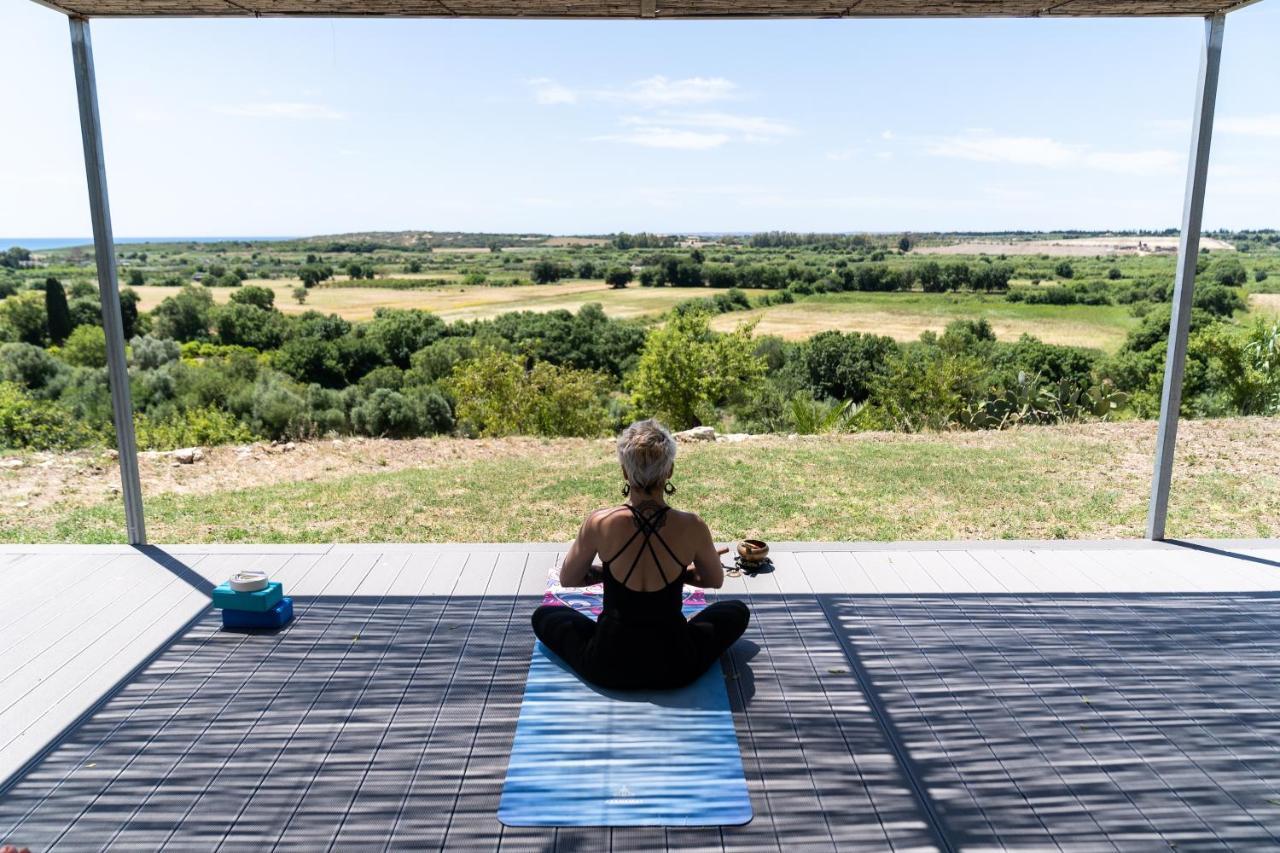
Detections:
[599, 504, 685, 626]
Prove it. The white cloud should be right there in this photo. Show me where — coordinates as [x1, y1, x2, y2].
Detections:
[1084, 149, 1182, 175]
[826, 148, 857, 162]
[881, 130, 895, 140]
[215, 102, 345, 120]
[527, 75, 737, 108]
[594, 127, 731, 150]
[526, 77, 577, 105]
[928, 130, 1178, 174]
[1218, 114, 1280, 137]
[614, 76, 736, 106]
[621, 111, 794, 139]
[929, 133, 1078, 167]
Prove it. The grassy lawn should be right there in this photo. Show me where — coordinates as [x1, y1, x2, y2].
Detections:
[7, 419, 1277, 544]
[711, 291, 1137, 352]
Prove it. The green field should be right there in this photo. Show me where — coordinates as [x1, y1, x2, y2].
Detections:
[711, 290, 1137, 351]
[7, 417, 1277, 544]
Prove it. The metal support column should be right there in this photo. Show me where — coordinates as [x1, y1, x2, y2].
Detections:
[1146, 14, 1225, 540]
[69, 16, 146, 544]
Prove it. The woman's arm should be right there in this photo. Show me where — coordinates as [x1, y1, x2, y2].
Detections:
[684, 518, 726, 589]
[559, 512, 600, 587]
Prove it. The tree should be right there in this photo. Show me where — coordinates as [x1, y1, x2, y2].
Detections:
[0, 292, 49, 346]
[119, 287, 141, 339]
[152, 285, 214, 342]
[1054, 261, 1075, 279]
[530, 258, 564, 284]
[127, 269, 145, 286]
[801, 330, 897, 403]
[898, 235, 913, 253]
[916, 260, 944, 293]
[293, 286, 309, 305]
[1209, 256, 1247, 286]
[229, 285, 275, 310]
[299, 263, 333, 288]
[364, 308, 446, 368]
[405, 259, 423, 274]
[630, 310, 766, 429]
[0, 247, 31, 270]
[942, 262, 971, 292]
[605, 267, 633, 289]
[44, 278, 73, 345]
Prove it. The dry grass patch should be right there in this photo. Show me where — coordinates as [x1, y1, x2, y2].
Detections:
[4, 418, 1278, 544]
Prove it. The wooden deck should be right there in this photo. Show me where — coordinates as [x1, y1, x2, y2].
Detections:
[2, 540, 1280, 850]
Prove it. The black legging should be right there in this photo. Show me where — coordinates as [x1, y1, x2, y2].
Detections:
[531, 600, 750, 690]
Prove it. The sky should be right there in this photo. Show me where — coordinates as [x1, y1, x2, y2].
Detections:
[2, 1, 1279, 237]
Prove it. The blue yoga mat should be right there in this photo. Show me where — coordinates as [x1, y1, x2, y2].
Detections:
[499, 586, 752, 827]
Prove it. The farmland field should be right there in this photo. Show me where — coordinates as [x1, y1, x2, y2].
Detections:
[914, 236, 1236, 256]
[126, 278, 695, 322]
[710, 290, 1137, 351]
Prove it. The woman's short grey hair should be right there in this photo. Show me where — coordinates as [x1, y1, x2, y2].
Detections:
[617, 419, 677, 491]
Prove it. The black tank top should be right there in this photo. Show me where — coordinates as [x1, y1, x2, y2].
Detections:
[598, 504, 685, 626]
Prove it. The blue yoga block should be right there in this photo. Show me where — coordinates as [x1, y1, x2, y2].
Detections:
[222, 597, 293, 629]
[212, 581, 283, 612]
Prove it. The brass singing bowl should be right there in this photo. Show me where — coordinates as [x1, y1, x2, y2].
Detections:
[737, 539, 770, 561]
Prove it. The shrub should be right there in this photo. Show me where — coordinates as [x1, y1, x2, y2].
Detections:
[868, 347, 987, 432]
[350, 388, 422, 438]
[364, 309, 446, 368]
[1193, 283, 1246, 317]
[0, 381, 99, 449]
[1209, 256, 1247, 286]
[1054, 261, 1075, 279]
[447, 350, 610, 437]
[133, 406, 257, 450]
[273, 336, 344, 387]
[629, 310, 765, 430]
[801, 330, 896, 403]
[213, 303, 287, 350]
[60, 324, 107, 368]
[1107, 267, 1123, 280]
[127, 333, 180, 368]
[0, 342, 65, 393]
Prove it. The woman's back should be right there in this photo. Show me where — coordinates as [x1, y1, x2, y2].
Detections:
[595, 502, 700, 593]
[530, 417, 749, 690]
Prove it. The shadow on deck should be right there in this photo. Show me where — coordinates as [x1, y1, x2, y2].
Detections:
[4, 580, 1280, 850]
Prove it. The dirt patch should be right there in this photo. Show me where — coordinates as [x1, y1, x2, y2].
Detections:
[0, 436, 601, 520]
[4, 418, 1275, 526]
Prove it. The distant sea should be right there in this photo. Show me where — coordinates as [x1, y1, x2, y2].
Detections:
[0, 236, 296, 252]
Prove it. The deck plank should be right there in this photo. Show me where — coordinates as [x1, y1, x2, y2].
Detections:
[4, 542, 1280, 851]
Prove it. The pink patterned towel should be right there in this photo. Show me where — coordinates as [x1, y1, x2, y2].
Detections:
[541, 565, 707, 619]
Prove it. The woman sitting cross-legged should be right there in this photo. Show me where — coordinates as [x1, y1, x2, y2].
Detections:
[531, 418, 750, 690]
